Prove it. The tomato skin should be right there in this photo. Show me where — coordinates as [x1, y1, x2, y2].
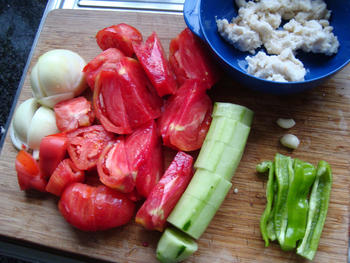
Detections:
[54, 97, 95, 132]
[133, 32, 177, 97]
[15, 151, 46, 192]
[46, 159, 85, 196]
[125, 120, 164, 198]
[96, 23, 143, 57]
[67, 125, 115, 170]
[135, 151, 193, 231]
[169, 28, 221, 88]
[59, 183, 135, 231]
[39, 133, 68, 179]
[94, 57, 162, 134]
[97, 140, 135, 193]
[159, 79, 212, 151]
[83, 48, 125, 90]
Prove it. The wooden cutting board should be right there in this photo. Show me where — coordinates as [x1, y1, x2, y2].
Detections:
[0, 9, 349, 263]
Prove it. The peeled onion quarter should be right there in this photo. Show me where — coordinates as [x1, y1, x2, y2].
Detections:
[27, 106, 59, 150]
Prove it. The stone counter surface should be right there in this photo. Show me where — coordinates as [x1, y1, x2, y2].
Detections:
[0, 0, 47, 141]
[0, 1, 47, 262]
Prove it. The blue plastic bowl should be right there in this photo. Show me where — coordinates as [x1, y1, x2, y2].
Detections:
[184, 0, 350, 94]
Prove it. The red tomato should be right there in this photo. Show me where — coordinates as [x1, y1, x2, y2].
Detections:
[15, 151, 46, 192]
[169, 28, 220, 88]
[59, 183, 135, 231]
[159, 79, 212, 151]
[46, 159, 85, 196]
[83, 48, 125, 90]
[135, 151, 193, 231]
[133, 32, 177, 97]
[39, 133, 68, 179]
[96, 23, 143, 57]
[97, 139, 134, 193]
[93, 57, 162, 134]
[67, 125, 114, 170]
[54, 97, 95, 132]
[125, 120, 163, 198]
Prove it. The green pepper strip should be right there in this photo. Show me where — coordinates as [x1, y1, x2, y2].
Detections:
[266, 180, 277, 241]
[296, 160, 332, 260]
[256, 161, 275, 247]
[274, 153, 292, 248]
[282, 159, 316, 251]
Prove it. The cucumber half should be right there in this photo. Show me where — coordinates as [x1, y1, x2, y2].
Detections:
[156, 227, 198, 263]
[212, 102, 254, 127]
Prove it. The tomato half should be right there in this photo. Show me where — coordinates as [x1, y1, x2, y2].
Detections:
[169, 28, 220, 88]
[59, 183, 135, 231]
[133, 32, 177, 97]
[39, 133, 68, 179]
[125, 120, 163, 198]
[46, 159, 85, 196]
[83, 48, 125, 90]
[67, 125, 114, 170]
[159, 79, 212, 151]
[54, 97, 95, 132]
[96, 23, 143, 57]
[135, 151, 194, 231]
[15, 150, 46, 192]
[93, 57, 162, 134]
[97, 139, 135, 193]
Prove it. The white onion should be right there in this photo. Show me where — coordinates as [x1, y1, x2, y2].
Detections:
[276, 118, 296, 129]
[10, 98, 39, 150]
[27, 106, 59, 150]
[280, 134, 300, 149]
[31, 49, 87, 108]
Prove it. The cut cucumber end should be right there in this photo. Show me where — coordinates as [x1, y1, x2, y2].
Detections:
[194, 139, 243, 181]
[156, 227, 198, 263]
[206, 116, 251, 148]
[184, 168, 232, 209]
[168, 193, 218, 239]
[212, 102, 254, 127]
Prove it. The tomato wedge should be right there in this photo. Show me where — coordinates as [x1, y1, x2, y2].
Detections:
[59, 183, 135, 231]
[159, 79, 212, 151]
[54, 97, 95, 132]
[97, 139, 135, 193]
[169, 28, 220, 88]
[135, 151, 194, 231]
[133, 32, 177, 97]
[96, 23, 143, 57]
[125, 120, 163, 198]
[15, 150, 46, 192]
[67, 125, 114, 170]
[83, 48, 125, 90]
[93, 57, 162, 134]
[39, 133, 68, 179]
[46, 159, 85, 196]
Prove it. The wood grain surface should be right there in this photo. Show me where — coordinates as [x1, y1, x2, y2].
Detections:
[0, 9, 349, 263]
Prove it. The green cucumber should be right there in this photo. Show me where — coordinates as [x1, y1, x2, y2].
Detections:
[167, 193, 218, 239]
[184, 168, 232, 208]
[212, 102, 254, 127]
[156, 227, 198, 263]
[194, 139, 243, 180]
[205, 116, 250, 149]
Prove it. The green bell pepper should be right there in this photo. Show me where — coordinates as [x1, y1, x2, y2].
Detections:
[296, 160, 332, 260]
[256, 161, 275, 247]
[282, 159, 316, 251]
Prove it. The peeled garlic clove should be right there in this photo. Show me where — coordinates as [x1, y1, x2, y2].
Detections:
[276, 118, 296, 129]
[10, 98, 39, 150]
[280, 134, 300, 150]
[27, 106, 59, 150]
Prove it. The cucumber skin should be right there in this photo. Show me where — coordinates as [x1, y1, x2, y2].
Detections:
[212, 102, 254, 127]
[156, 227, 198, 263]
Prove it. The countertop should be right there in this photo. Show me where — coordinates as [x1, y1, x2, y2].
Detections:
[0, 0, 47, 141]
[0, 1, 47, 261]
